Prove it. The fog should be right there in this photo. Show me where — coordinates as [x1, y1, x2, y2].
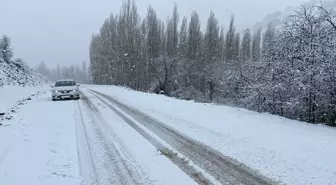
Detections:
[0, 0, 308, 67]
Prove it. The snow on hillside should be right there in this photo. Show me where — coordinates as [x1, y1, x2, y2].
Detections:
[0, 60, 48, 113]
[0, 62, 45, 87]
[86, 85, 336, 185]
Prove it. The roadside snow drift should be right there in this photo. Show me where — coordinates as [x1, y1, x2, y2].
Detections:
[0, 85, 49, 113]
[86, 85, 336, 185]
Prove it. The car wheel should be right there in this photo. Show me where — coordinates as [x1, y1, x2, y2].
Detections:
[52, 98, 56, 101]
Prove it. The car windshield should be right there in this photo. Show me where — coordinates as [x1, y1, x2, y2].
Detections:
[55, 81, 76, 87]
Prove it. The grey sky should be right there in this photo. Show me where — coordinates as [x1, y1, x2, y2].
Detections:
[0, 0, 308, 68]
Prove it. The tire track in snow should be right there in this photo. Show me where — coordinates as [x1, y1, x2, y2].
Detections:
[77, 92, 155, 185]
[0, 148, 10, 167]
[89, 89, 278, 185]
[74, 101, 100, 185]
[85, 90, 217, 185]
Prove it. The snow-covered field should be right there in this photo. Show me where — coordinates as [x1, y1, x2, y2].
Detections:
[85, 85, 336, 185]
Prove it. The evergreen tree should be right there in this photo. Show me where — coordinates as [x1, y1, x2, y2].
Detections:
[0, 35, 14, 64]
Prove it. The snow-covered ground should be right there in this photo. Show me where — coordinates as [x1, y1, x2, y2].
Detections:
[85, 85, 336, 185]
[0, 85, 49, 113]
[0, 58, 47, 114]
[1, 84, 336, 185]
[0, 87, 198, 185]
[0, 92, 81, 185]
[78, 90, 198, 185]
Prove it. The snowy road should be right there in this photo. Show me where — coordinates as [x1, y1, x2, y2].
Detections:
[1, 85, 336, 185]
[87, 89, 275, 185]
[75, 90, 197, 185]
[87, 85, 336, 185]
[0, 88, 198, 185]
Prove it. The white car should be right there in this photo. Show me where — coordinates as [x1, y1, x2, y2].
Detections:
[51, 80, 80, 101]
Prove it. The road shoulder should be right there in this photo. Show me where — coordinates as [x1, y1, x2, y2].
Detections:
[0, 93, 81, 185]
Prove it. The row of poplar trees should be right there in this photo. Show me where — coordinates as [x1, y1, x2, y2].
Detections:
[90, 0, 336, 126]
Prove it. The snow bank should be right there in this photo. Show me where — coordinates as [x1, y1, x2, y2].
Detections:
[0, 85, 49, 113]
[87, 85, 336, 185]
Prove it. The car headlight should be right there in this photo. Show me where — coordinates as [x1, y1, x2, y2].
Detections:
[73, 89, 77, 92]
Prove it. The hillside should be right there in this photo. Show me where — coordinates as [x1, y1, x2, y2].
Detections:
[0, 35, 46, 87]
[0, 59, 47, 113]
[0, 61, 46, 87]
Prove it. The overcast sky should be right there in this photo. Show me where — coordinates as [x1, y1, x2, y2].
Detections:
[0, 0, 308, 68]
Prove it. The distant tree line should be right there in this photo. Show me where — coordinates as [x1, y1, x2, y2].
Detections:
[89, 0, 336, 126]
[35, 61, 92, 84]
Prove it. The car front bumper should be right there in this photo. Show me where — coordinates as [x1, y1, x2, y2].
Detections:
[52, 90, 80, 99]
